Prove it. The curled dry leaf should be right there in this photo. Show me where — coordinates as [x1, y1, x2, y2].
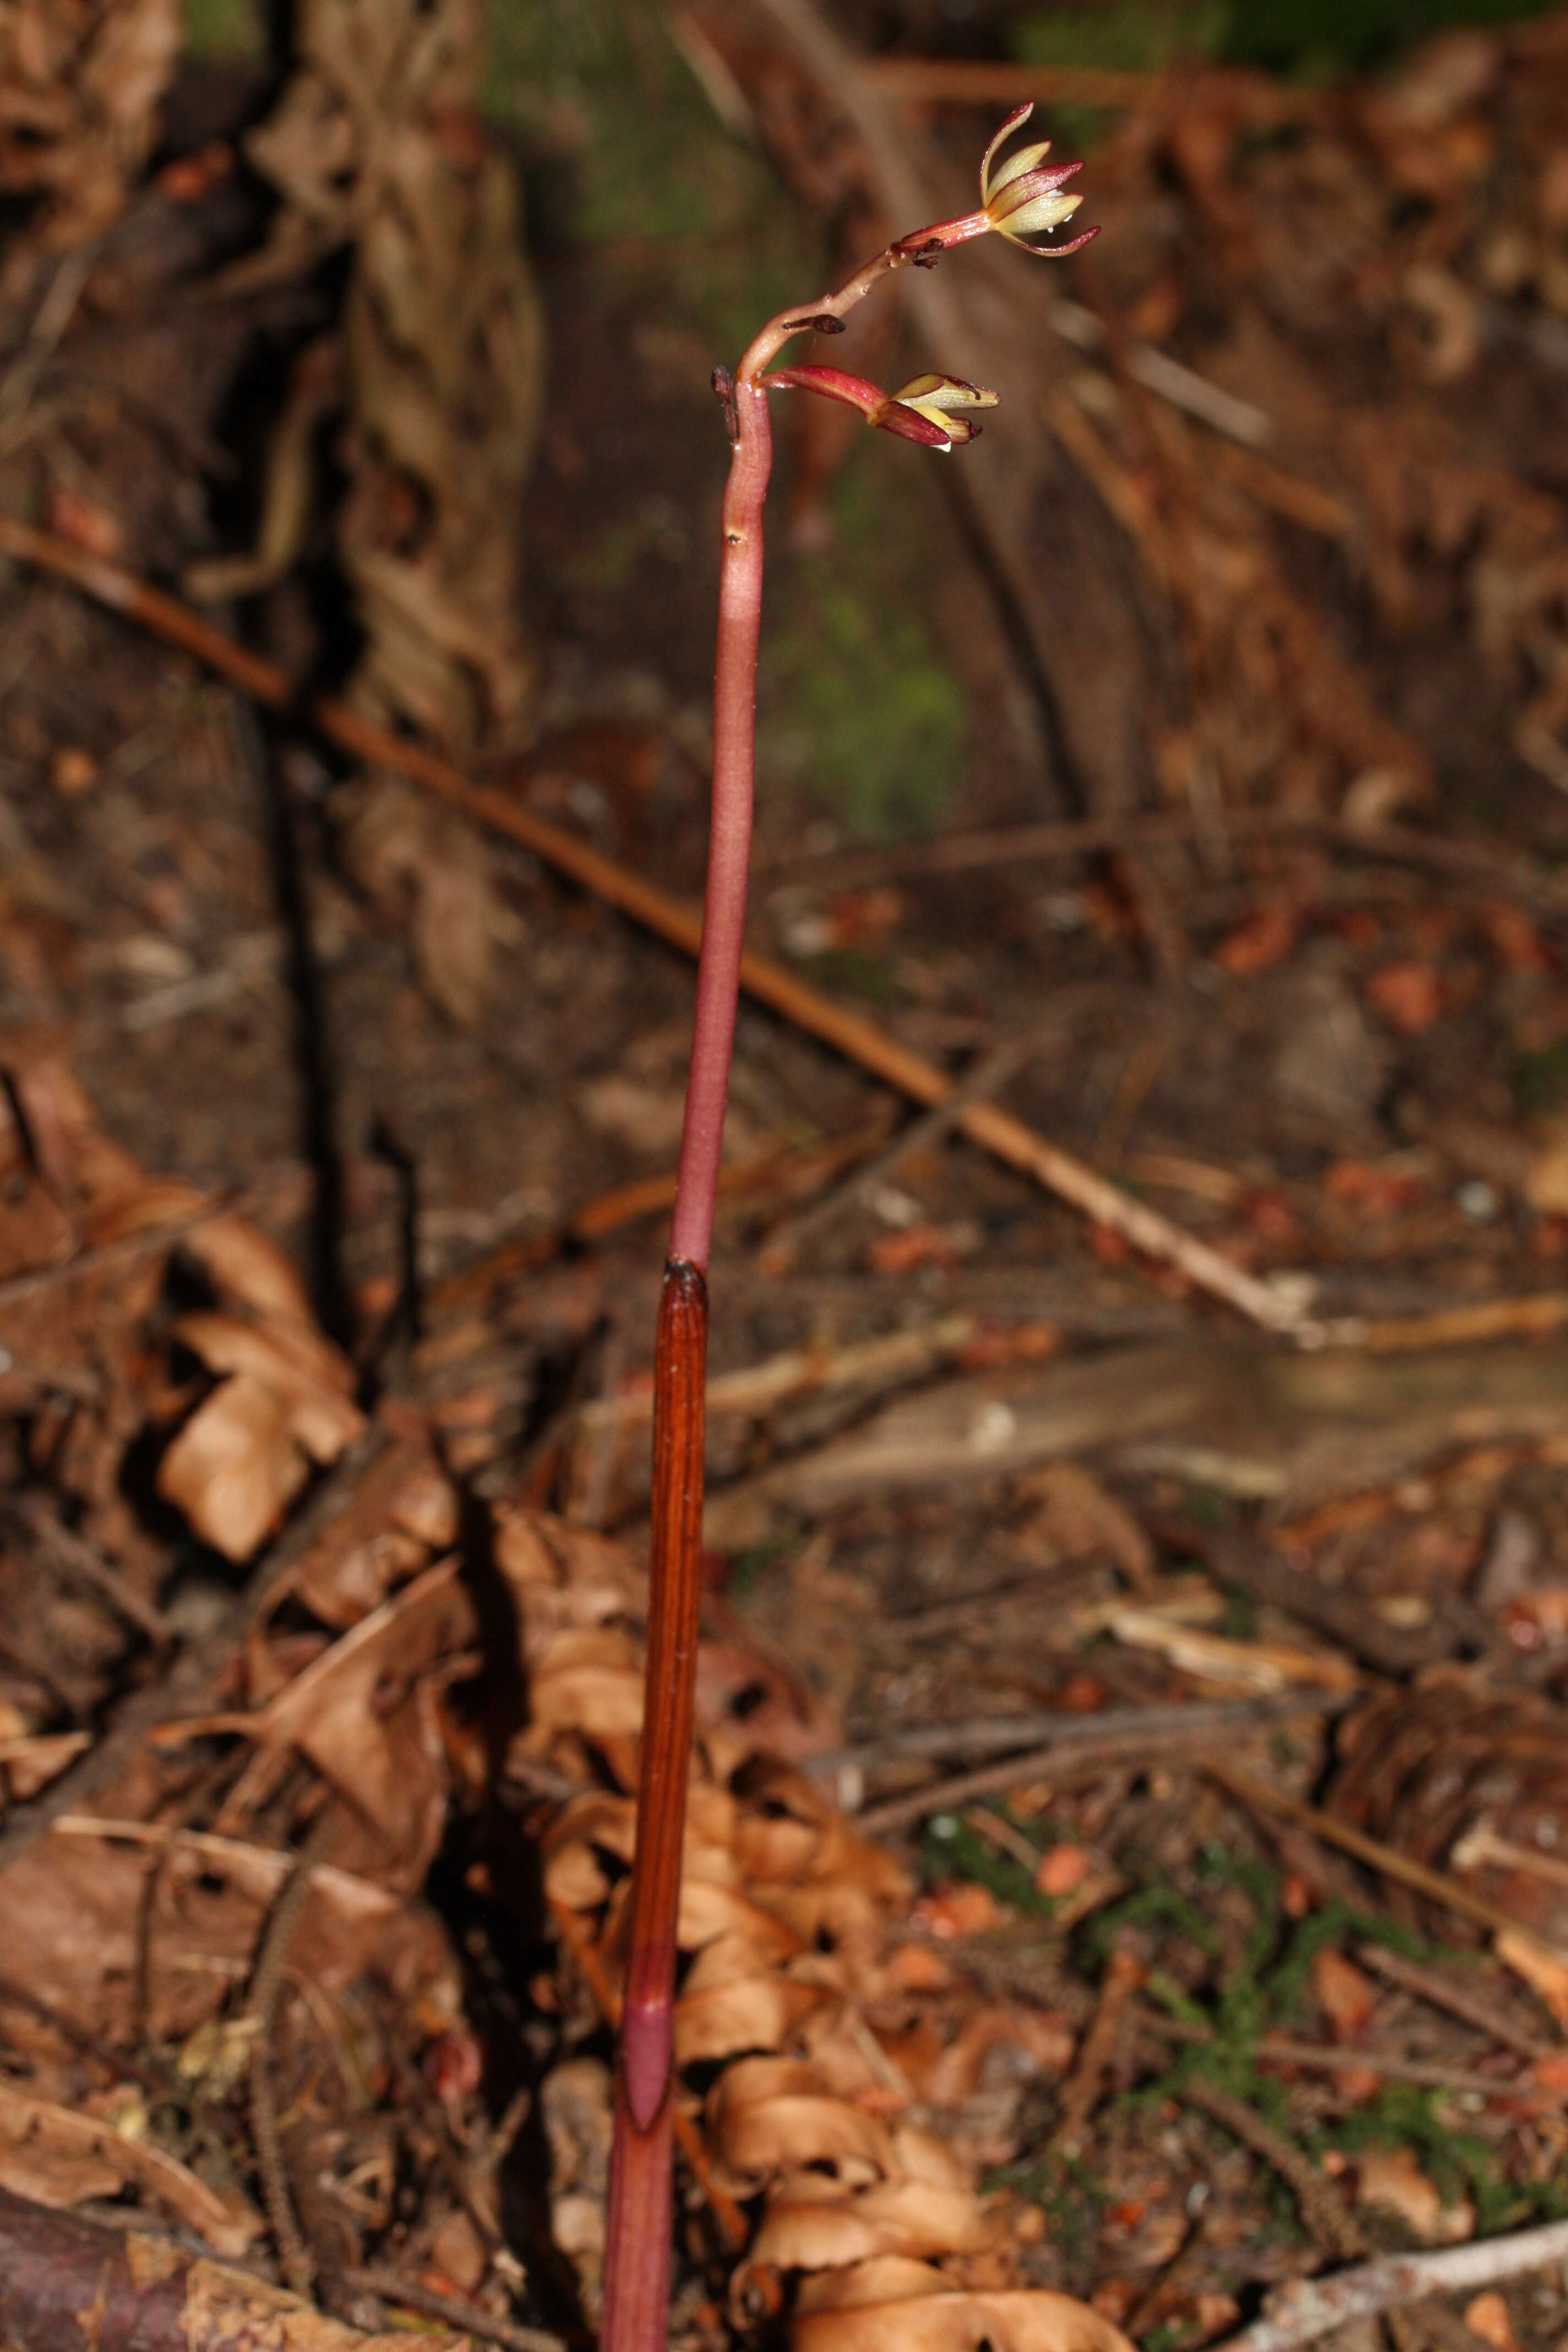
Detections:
[289, 1439, 459, 1627]
[793, 2278, 1135, 2352]
[0, 2076, 259, 2253]
[752, 2176, 996, 2272]
[158, 1309, 365, 1560]
[234, 1559, 476, 1887]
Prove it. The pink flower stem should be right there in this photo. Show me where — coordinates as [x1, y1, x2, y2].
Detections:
[668, 374, 772, 1270]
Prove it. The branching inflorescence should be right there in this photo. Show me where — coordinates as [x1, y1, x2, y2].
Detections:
[599, 106, 1095, 2352]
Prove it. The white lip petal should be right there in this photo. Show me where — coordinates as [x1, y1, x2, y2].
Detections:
[900, 406, 955, 448]
[997, 189, 1084, 240]
[979, 101, 1036, 202]
[984, 139, 1055, 200]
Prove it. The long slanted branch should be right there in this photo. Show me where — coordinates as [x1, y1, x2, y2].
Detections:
[0, 513, 1308, 1338]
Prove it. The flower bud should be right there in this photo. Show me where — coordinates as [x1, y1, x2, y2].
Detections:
[884, 373, 1000, 449]
[761, 363, 998, 455]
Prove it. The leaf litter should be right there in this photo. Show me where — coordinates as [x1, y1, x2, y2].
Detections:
[12, 2, 1568, 2350]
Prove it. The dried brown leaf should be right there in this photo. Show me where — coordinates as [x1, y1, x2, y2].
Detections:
[1355, 2144, 1473, 2242]
[708, 2057, 900, 2188]
[792, 2280, 1136, 2352]
[243, 1559, 475, 1882]
[157, 1368, 310, 1561]
[158, 1310, 364, 1559]
[752, 2177, 997, 2272]
[0, 2076, 259, 2252]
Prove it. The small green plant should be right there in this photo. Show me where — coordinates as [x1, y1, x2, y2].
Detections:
[600, 108, 1097, 2352]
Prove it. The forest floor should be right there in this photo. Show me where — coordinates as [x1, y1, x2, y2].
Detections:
[7, 6, 1568, 2351]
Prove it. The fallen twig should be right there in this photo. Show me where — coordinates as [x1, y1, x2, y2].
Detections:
[852, 1691, 1349, 1834]
[0, 514, 1309, 1337]
[1147, 2010, 1534, 2100]
[758, 1026, 1050, 1273]
[1052, 1946, 1145, 2155]
[345, 2267, 562, 2352]
[1181, 1527, 1447, 1679]
[1178, 2073, 1365, 2262]
[579, 1313, 978, 1430]
[763, 804, 1568, 921]
[17, 1499, 174, 1647]
[0, 2184, 476, 2351]
[429, 1124, 891, 1315]
[1209, 2215, 1568, 2352]
[247, 1812, 339, 2298]
[807, 1690, 1353, 1784]
[0, 1164, 312, 1314]
[1357, 1942, 1555, 2064]
[0, 1430, 390, 1879]
[1206, 1762, 1568, 1957]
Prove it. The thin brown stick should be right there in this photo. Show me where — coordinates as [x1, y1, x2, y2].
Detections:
[759, 1027, 1047, 1272]
[247, 1812, 339, 2298]
[853, 1692, 1349, 1834]
[17, 1500, 173, 1647]
[1357, 1943, 1555, 2064]
[1185, 2060, 1439, 2352]
[0, 1970, 182, 2101]
[1179, 2073, 1365, 2262]
[1147, 2012, 1531, 2099]
[0, 1430, 389, 1880]
[1052, 1946, 1145, 2155]
[1346, 1294, 1568, 1353]
[426, 1124, 890, 1315]
[344, 2268, 563, 2352]
[1205, 1763, 1568, 1955]
[0, 1165, 312, 1312]
[0, 515, 1309, 1337]
[762, 803, 1568, 916]
[808, 1690, 1353, 1783]
[1208, 2215, 1568, 2352]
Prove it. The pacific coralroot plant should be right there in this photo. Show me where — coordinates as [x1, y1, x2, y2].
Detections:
[601, 107, 1096, 2352]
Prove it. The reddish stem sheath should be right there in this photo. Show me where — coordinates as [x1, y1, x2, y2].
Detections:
[601, 374, 771, 2352]
[599, 1257, 709, 2352]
